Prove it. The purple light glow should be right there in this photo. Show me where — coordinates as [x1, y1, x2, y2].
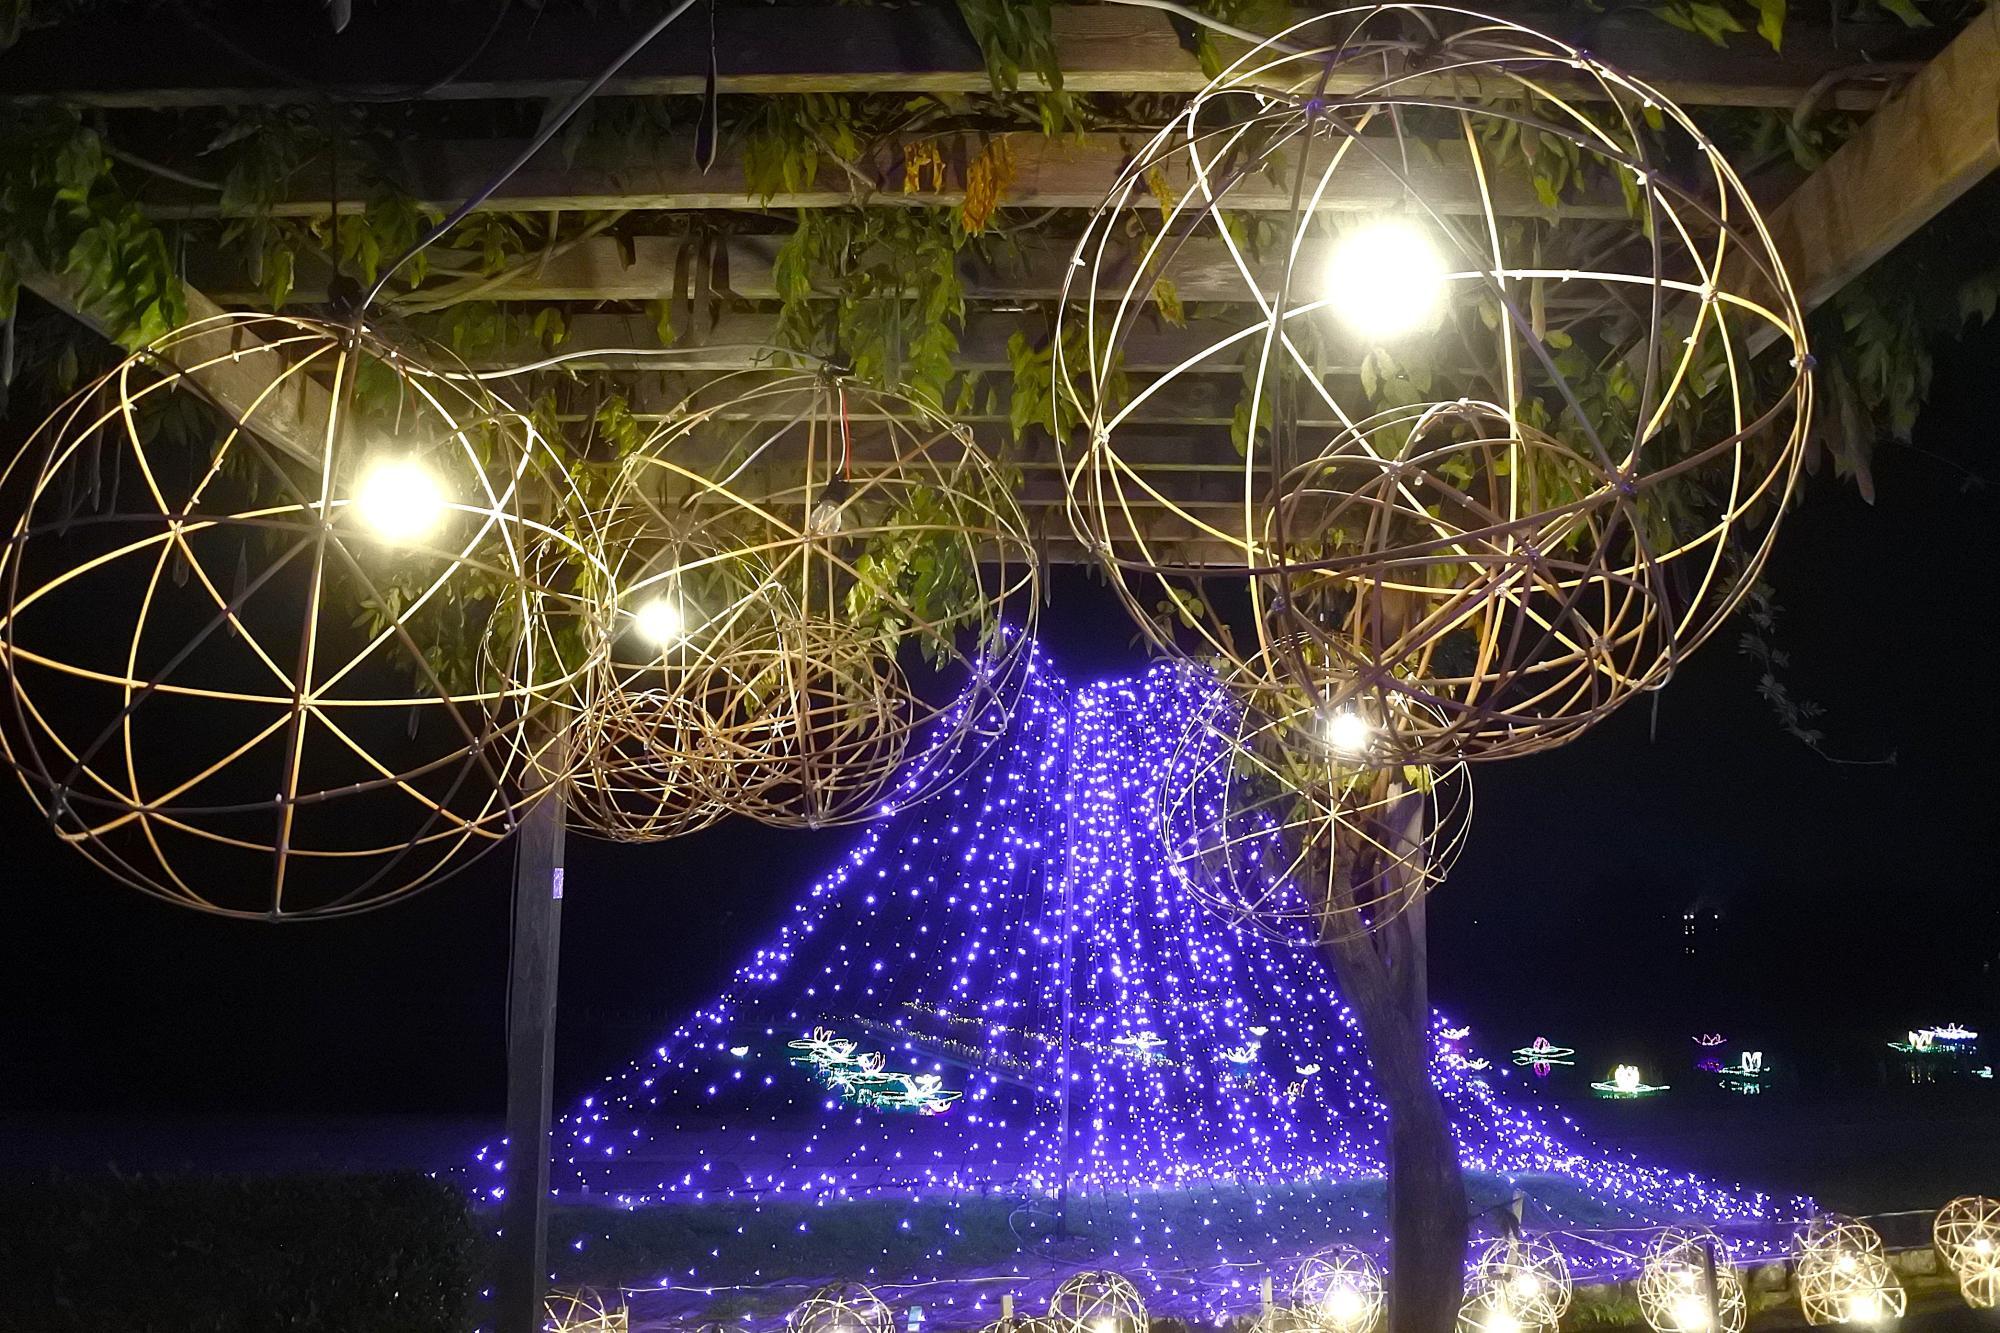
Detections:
[477, 646, 1806, 1303]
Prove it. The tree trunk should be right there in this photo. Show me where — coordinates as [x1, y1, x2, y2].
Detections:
[1324, 917, 1467, 1333]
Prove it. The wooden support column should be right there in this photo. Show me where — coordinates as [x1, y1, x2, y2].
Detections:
[497, 753, 568, 1333]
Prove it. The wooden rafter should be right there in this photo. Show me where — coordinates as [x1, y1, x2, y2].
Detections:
[0, 4, 1930, 110]
[1762, 0, 2000, 311]
[140, 132, 1624, 220]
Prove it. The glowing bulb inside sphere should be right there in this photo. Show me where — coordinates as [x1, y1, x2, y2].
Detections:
[1511, 1274, 1542, 1301]
[1485, 1306, 1522, 1333]
[1974, 1238, 1994, 1257]
[1092, 1318, 1118, 1333]
[632, 595, 686, 647]
[1326, 219, 1448, 339]
[1323, 1283, 1366, 1326]
[1671, 1295, 1711, 1331]
[1846, 1292, 1882, 1323]
[1322, 708, 1373, 756]
[353, 457, 447, 544]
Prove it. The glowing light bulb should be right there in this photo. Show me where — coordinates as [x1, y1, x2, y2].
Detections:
[632, 595, 686, 647]
[1511, 1274, 1542, 1301]
[1974, 1238, 1994, 1257]
[1485, 1306, 1522, 1333]
[1323, 1284, 1365, 1325]
[1671, 1295, 1711, 1331]
[1326, 219, 1448, 339]
[353, 457, 447, 544]
[1321, 708, 1373, 756]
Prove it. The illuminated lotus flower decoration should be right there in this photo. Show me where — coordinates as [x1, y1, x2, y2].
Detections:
[0, 313, 602, 919]
[1056, 4, 1809, 768]
[1511, 1037, 1575, 1076]
[1592, 1064, 1669, 1098]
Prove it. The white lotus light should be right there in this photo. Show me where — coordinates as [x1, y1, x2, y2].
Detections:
[1326, 218, 1448, 339]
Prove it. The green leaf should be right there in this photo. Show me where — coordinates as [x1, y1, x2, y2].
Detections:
[1753, 0, 1786, 51]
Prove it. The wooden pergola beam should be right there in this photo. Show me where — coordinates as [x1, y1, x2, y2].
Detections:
[22, 271, 331, 469]
[197, 233, 1625, 307]
[0, 4, 1926, 110]
[142, 131, 1624, 220]
[1764, 1, 2000, 311]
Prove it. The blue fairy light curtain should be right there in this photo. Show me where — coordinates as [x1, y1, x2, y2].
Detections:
[502, 643, 1786, 1225]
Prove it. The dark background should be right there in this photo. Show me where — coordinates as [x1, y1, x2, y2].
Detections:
[1, 319, 1995, 1129]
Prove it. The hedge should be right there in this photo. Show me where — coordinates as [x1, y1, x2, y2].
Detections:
[0, 1170, 478, 1332]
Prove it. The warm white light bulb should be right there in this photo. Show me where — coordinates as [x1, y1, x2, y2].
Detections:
[1326, 219, 1448, 339]
[1671, 1294, 1711, 1331]
[354, 457, 447, 544]
[1485, 1305, 1522, 1333]
[1322, 708, 1373, 756]
[1323, 1284, 1366, 1326]
[632, 596, 686, 647]
[1511, 1274, 1542, 1300]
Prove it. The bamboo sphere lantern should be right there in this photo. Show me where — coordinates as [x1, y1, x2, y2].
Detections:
[543, 1285, 628, 1332]
[1161, 667, 1471, 944]
[562, 517, 777, 842]
[1796, 1215, 1905, 1326]
[1048, 1271, 1148, 1333]
[1636, 1227, 1747, 1333]
[1935, 1196, 2000, 1276]
[1056, 4, 1809, 764]
[1291, 1245, 1388, 1333]
[788, 1282, 893, 1333]
[1468, 1233, 1573, 1330]
[611, 369, 1037, 828]
[0, 313, 600, 918]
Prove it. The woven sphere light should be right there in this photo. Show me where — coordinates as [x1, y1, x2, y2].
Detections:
[0, 313, 598, 918]
[1056, 5, 1808, 765]
[1048, 1270, 1148, 1333]
[1796, 1216, 1905, 1326]
[1468, 1234, 1573, 1331]
[543, 1285, 628, 1332]
[1162, 668, 1471, 944]
[1291, 1245, 1387, 1333]
[1934, 1196, 2000, 1274]
[788, 1282, 894, 1333]
[1636, 1228, 1746, 1333]
[562, 516, 779, 842]
[611, 369, 1036, 828]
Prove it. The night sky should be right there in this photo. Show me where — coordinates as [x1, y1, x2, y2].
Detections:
[2, 319, 1995, 1125]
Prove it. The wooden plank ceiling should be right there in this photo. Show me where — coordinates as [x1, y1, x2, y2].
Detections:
[3, 2, 1993, 559]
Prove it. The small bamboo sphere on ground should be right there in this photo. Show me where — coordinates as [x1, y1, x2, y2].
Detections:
[1470, 1233, 1573, 1328]
[1795, 1216, 1905, 1326]
[1934, 1196, 2000, 1275]
[1291, 1245, 1387, 1333]
[788, 1281, 894, 1333]
[1636, 1227, 1746, 1333]
[543, 1285, 628, 1332]
[1048, 1270, 1148, 1333]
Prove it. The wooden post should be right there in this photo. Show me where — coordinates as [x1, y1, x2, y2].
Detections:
[497, 759, 568, 1333]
